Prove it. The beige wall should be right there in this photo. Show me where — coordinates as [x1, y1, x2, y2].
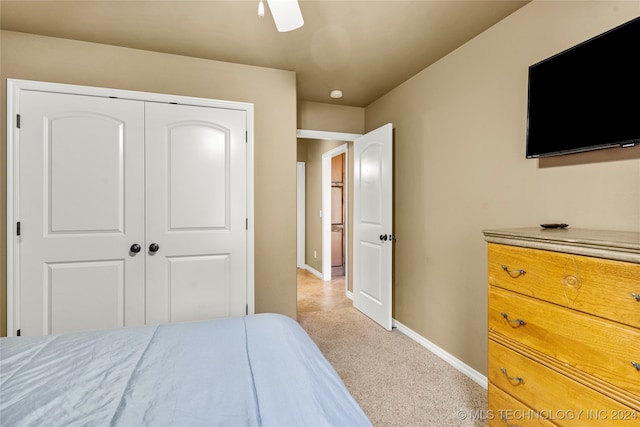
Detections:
[298, 101, 365, 134]
[365, 1, 640, 375]
[0, 31, 298, 336]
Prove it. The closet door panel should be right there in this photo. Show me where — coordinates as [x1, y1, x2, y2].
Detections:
[145, 103, 247, 325]
[168, 255, 231, 322]
[47, 260, 124, 334]
[49, 115, 124, 233]
[19, 91, 145, 336]
[168, 125, 228, 229]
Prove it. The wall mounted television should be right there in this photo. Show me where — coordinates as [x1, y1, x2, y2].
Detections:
[526, 17, 640, 158]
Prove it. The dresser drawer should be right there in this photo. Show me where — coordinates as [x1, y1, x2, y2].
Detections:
[488, 382, 556, 427]
[489, 340, 637, 426]
[489, 285, 640, 398]
[488, 243, 640, 328]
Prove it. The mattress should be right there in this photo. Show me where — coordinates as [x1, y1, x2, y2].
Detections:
[0, 313, 371, 426]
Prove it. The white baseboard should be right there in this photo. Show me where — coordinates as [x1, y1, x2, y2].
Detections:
[301, 265, 323, 280]
[392, 319, 488, 389]
[299, 271, 485, 387]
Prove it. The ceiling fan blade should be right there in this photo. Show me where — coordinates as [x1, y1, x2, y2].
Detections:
[266, 0, 304, 32]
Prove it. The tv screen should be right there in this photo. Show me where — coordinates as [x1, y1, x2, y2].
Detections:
[526, 17, 640, 158]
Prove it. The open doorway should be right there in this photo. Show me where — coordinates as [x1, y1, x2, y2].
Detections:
[297, 145, 350, 319]
[296, 130, 361, 316]
[320, 144, 349, 282]
[330, 153, 346, 278]
[297, 126, 394, 329]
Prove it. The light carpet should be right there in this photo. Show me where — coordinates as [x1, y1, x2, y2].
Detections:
[298, 307, 487, 427]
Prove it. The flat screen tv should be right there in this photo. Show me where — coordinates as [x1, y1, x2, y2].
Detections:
[526, 17, 640, 158]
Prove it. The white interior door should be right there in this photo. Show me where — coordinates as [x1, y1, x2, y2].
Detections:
[18, 91, 145, 336]
[353, 123, 393, 330]
[144, 103, 248, 324]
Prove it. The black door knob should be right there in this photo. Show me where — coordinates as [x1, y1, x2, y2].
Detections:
[149, 243, 160, 253]
[379, 234, 388, 241]
[130, 243, 141, 253]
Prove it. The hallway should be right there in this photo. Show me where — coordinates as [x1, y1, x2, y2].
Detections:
[296, 269, 351, 320]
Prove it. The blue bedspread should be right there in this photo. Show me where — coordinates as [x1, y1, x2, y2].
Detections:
[0, 314, 371, 426]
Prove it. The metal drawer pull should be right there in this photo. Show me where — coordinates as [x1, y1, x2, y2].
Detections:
[500, 367, 524, 385]
[501, 312, 525, 327]
[632, 293, 640, 302]
[501, 265, 526, 278]
[632, 361, 640, 371]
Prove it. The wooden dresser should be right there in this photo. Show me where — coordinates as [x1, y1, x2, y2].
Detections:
[483, 228, 640, 426]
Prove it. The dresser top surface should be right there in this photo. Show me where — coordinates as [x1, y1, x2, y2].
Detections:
[483, 227, 640, 263]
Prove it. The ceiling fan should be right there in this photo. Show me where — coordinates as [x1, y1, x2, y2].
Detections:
[258, 0, 304, 32]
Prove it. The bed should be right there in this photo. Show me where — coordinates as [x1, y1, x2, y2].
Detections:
[0, 313, 372, 426]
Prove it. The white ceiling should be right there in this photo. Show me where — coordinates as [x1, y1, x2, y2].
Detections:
[0, 0, 530, 107]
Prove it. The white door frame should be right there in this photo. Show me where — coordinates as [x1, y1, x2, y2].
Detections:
[297, 130, 362, 290]
[321, 144, 349, 281]
[6, 79, 255, 336]
[296, 162, 306, 268]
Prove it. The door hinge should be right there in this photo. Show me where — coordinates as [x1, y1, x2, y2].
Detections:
[16, 329, 21, 337]
[16, 114, 21, 129]
[246, 218, 248, 230]
[246, 304, 248, 315]
[245, 131, 248, 143]
[16, 222, 21, 236]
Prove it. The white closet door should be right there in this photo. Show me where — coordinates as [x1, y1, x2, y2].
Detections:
[144, 103, 247, 324]
[19, 91, 145, 336]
